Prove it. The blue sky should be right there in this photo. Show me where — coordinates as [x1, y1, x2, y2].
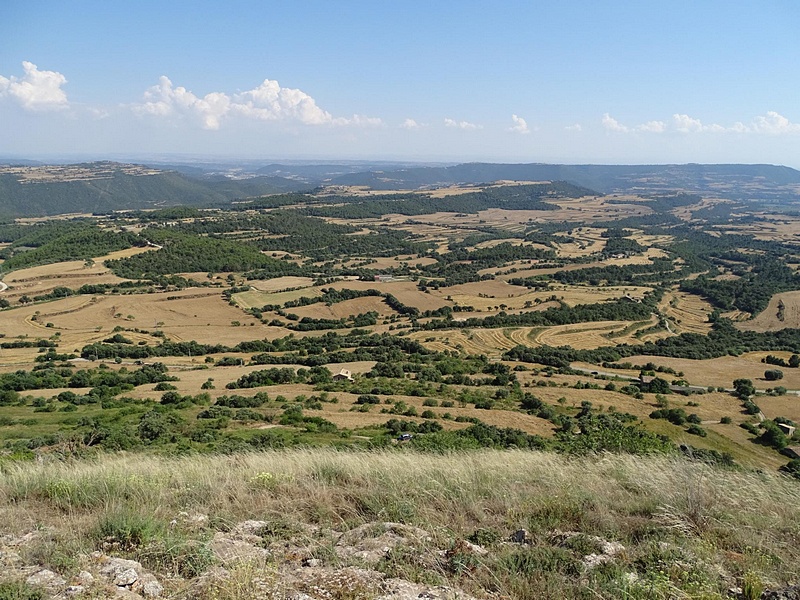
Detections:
[2, 0, 800, 166]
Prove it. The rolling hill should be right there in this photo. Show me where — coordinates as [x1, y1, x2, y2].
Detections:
[329, 162, 800, 200]
[0, 161, 310, 217]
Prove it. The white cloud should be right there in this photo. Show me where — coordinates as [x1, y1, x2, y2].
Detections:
[673, 113, 706, 133]
[565, 123, 582, 132]
[751, 111, 800, 134]
[509, 114, 530, 134]
[636, 120, 667, 133]
[602, 113, 629, 133]
[673, 113, 738, 133]
[603, 114, 665, 134]
[0, 61, 69, 111]
[444, 118, 481, 130]
[401, 118, 420, 129]
[132, 76, 380, 129]
[332, 114, 383, 127]
[232, 79, 331, 125]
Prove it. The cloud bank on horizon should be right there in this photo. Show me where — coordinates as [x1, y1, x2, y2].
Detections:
[2, 60, 800, 163]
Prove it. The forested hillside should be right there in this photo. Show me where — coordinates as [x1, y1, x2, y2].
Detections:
[0, 162, 308, 216]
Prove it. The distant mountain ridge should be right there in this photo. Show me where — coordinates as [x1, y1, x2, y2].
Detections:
[329, 163, 800, 200]
[2, 160, 799, 217]
[0, 161, 309, 217]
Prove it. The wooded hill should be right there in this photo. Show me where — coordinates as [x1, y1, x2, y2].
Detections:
[0, 162, 309, 217]
[329, 162, 800, 200]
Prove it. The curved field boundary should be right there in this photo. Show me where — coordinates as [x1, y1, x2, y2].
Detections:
[533, 321, 637, 349]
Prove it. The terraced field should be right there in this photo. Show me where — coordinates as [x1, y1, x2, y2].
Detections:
[660, 289, 714, 334]
[533, 320, 642, 349]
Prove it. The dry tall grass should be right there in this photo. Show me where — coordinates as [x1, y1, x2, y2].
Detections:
[1, 449, 798, 598]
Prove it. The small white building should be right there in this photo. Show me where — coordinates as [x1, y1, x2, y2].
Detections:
[333, 369, 354, 382]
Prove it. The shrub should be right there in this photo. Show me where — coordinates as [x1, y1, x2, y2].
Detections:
[687, 424, 707, 437]
[154, 382, 177, 391]
[780, 459, 800, 480]
[356, 394, 380, 405]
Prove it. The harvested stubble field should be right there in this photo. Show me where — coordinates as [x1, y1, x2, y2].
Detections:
[410, 327, 522, 358]
[547, 196, 653, 221]
[716, 214, 800, 243]
[328, 280, 450, 312]
[472, 238, 550, 251]
[341, 255, 439, 269]
[533, 320, 643, 349]
[3, 288, 276, 347]
[739, 290, 800, 332]
[1, 248, 148, 300]
[289, 296, 396, 320]
[247, 276, 317, 293]
[439, 285, 650, 314]
[623, 351, 800, 391]
[757, 394, 800, 424]
[660, 290, 714, 334]
[233, 287, 319, 310]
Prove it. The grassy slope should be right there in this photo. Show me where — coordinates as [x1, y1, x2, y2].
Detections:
[0, 449, 798, 599]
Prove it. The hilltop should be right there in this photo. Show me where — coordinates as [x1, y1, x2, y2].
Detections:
[3, 161, 800, 218]
[0, 161, 309, 217]
[1, 449, 798, 599]
[328, 162, 800, 201]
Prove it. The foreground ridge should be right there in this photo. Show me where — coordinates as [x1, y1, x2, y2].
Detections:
[0, 449, 798, 599]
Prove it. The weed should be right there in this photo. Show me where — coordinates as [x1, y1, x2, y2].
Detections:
[93, 508, 163, 551]
[742, 571, 764, 600]
[139, 534, 214, 578]
[0, 581, 45, 600]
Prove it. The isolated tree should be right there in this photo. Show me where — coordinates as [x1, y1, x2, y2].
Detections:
[765, 369, 784, 381]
